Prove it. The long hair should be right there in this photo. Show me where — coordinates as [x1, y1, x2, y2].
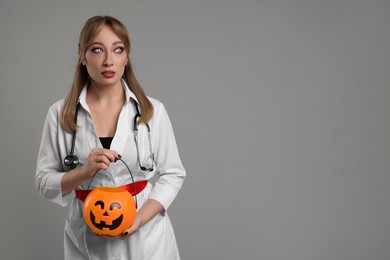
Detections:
[60, 15, 153, 132]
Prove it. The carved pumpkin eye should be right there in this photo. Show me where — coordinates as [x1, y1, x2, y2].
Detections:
[110, 202, 121, 210]
[94, 201, 104, 209]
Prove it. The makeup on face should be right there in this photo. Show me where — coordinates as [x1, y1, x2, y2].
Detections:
[84, 26, 128, 86]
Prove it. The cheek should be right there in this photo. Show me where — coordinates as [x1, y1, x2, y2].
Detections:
[84, 61, 102, 79]
[84, 54, 101, 68]
[115, 57, 127, 76]
[116, 56, 128, 68]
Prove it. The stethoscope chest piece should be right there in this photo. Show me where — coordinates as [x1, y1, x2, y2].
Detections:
[64, 154, 79, 170]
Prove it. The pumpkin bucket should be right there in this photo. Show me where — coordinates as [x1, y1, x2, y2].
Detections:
[82, 187, 137, 236]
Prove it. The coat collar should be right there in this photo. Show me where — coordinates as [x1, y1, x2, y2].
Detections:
[78, 78, 139, 112]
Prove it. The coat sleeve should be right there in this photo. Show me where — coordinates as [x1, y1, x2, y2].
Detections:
[35, 104, 74, 207]
[148, 102, 186, 211]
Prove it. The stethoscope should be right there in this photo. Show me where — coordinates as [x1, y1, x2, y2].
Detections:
[63, 98, 154, 208]
[64, 97, 154, 171]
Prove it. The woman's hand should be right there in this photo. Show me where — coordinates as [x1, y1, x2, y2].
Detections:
[112, 199, 164, 240]
[61, 148, 120, 195]
[80, 148, 121, 179]
[119, 215, 143, 240]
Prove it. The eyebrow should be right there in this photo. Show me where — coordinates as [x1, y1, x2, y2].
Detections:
[90, 41, 124, 46]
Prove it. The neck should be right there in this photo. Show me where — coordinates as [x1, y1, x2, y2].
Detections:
[87, 80, 125, 105]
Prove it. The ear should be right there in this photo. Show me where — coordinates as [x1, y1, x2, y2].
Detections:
[78, 47, 86, 66]
[80, 56, 86, 66]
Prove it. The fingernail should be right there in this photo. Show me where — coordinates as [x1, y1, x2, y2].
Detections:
[114, 154, 122, 162]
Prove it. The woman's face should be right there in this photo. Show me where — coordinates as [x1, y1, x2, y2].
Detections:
[83, 25, 128, 87]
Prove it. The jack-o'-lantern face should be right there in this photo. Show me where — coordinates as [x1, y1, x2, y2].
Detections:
[82, 187, 136, 236]
[90, 200, 123, 231]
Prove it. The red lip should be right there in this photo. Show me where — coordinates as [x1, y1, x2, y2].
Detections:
[101, 70, 115, 78]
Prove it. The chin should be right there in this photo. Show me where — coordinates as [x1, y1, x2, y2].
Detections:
[93, 77, 121, 87]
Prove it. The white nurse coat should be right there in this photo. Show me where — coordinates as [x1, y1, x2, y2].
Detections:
[35, 79, 186, 260]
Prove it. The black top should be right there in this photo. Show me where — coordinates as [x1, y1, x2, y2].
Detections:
[99, 137, 113, 149]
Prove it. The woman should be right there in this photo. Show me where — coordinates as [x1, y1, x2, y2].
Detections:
[35, 15, 185, 259]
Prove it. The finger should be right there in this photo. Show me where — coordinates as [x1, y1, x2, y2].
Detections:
[118, 232, 129, 240]
[100, 149, 120, 162]
[97, 162, 110, 171]
[95, 155, 111, 166]
[117, 225, 136, 240]
[90, 148, 120, 163]
[114, 153, 122, 162]
[121, 217, 142, 240]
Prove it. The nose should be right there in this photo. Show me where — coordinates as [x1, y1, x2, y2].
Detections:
[103, 52, 113, 67]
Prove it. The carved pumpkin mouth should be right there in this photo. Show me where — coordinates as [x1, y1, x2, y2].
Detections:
[90, 211, 123, 231]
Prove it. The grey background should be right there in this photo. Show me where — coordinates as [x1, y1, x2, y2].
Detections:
[0, 0, 389, 259]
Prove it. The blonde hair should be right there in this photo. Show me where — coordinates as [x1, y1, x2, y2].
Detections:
[61, 15, 153, 132]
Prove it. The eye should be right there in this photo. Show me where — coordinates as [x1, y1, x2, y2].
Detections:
[91, 47, 103, 53]
[110, 202, 121, 210]
[114, 47, 124, 53]
[94, 201, 104, 209]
